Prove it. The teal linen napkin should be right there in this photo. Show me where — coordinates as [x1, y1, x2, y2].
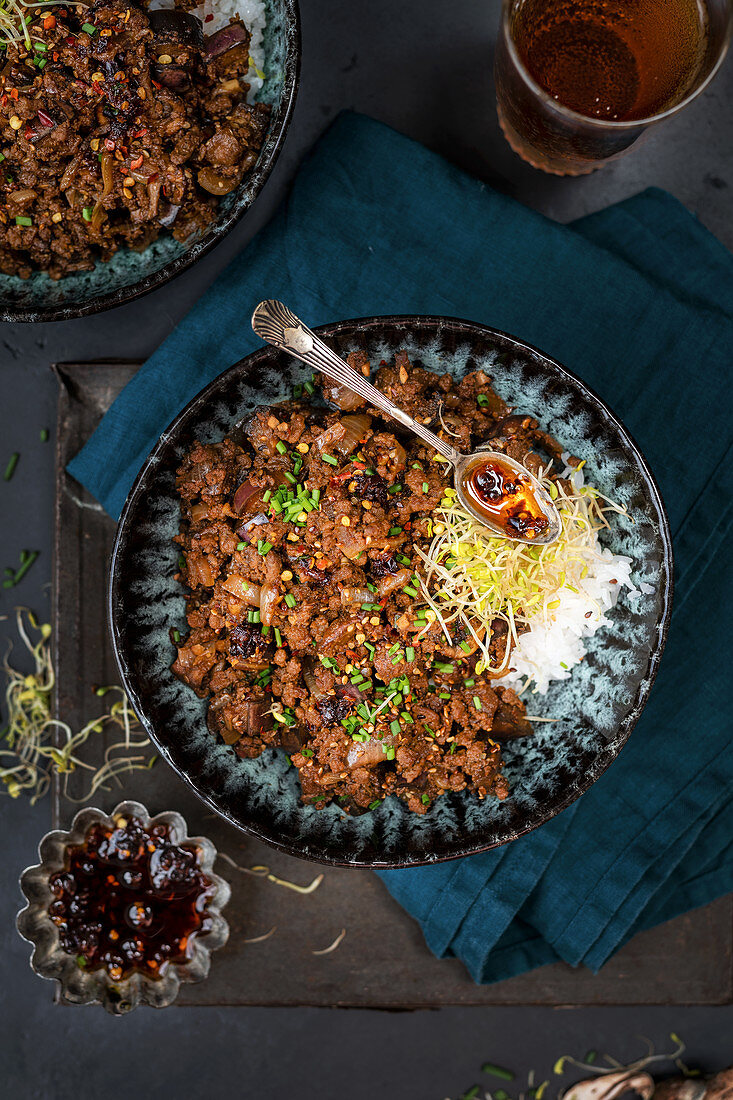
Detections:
[68, 112, 733, 983]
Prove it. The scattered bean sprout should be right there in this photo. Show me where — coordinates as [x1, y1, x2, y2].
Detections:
[417, 470, 629, 676]
[0, 609, 155, 804]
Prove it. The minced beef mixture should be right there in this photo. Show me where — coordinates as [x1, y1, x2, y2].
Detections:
[0, 1, 269, 278]
[172, 354, 561, 815]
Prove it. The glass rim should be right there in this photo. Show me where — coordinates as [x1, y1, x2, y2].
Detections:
[501, 0, 733, 130]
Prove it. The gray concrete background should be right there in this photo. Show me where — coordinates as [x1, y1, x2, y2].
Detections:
[1, 1, 731, 1096]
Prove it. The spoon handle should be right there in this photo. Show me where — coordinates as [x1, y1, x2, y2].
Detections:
[251, 300, 461, 464]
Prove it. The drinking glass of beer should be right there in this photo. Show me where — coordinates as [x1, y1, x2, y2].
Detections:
[495, 0, 732, 175]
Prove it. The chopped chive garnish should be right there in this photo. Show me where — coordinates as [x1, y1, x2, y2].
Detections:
[422, 482, 429, 493]
[368, 799, 381, 811]
[40, 428, 49, 442]
[435, 662, 454, 673]
[304, 379, 315, 395]
[3, 550, 38, 588]
[473, 696, 482, 711]
[283, 471, 296, 484]
[386, 746, 396, 760]
[482, 1066, 515, 1082]
[387, 483, 402, 494]
[172, 629, 180, 643]
[388, 526, 403, 536]
[460, 640, 472, 653]
[81, 21, 97, 34]
[81, 207, 93, 222]
[4, 452, 19, 480]
[284, 593, 296, 608]
[477, 393, 490, 407]
[275, 440, 287, 454]
[390, 720, 401, 735]
[312, 489, 320, 504]
[262, 489, 272, 502]
[439, 692, 451, 700]
[15, 216, 32, 227]
[321, 453, 338, 466]
[274, 627, 282, 647]
[406, 646, 415, 663]
[236, 541, 246, 551]
[421, 794, 430, 805]
[465, 678, 475, 687]
[402, 585, 417, 597]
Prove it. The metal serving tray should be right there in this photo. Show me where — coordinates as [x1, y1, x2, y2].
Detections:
[51, 361, 733, 1007]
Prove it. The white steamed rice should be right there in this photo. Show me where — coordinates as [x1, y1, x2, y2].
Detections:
[496, 460, 650, 696]
[149, 0, 267, 99]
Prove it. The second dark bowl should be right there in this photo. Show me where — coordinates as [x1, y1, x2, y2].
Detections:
[0, 0, 300, 322]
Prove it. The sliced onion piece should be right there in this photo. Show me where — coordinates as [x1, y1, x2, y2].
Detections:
[332, 414, 372, 455]
[222, 575, 261, 606]
[259, 581, 279, 627]
[340, 586, 372, 608]
[233, 480, 258, 513]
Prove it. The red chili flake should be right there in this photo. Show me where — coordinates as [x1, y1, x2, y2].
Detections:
[1, 95, 7, 108]
[43, 14, 56, 29]
[10, 89, 18, 101]
[24, 126, 33, 140]
[151, 79, 162, 89]
[147, 172, 159, 183]
[204, 12, 214, 20]
[65, 35, 76, 46]
[132, 128, 147, 138]
[37, 109, 54, 128]
[104, 137, 115, 151]
[130, 154, 143, 169]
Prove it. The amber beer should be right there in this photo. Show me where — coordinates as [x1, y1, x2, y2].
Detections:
[495, 0, 711, 175]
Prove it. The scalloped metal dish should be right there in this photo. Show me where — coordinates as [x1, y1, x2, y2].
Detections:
[17, 800, 231, 1013]
[109, 316, 673, 868]
[0, 0, 300, 322]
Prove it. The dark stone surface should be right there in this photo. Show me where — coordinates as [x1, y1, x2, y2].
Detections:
[0, 1, 731, 1095]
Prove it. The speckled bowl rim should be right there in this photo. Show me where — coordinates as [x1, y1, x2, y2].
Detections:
[1, 0, 301, 324]
[109, 314, 674, 868]
[16, 799, 231, 1013]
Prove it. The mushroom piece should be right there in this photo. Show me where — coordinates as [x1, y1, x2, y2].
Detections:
[197, 167, 241, 196]
[148, 9, 204, 49]
[203, 22, 249, 60]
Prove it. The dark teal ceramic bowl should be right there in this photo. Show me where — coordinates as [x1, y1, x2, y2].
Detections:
[109, 316, 673, 867]
[0, 0, 299, 323]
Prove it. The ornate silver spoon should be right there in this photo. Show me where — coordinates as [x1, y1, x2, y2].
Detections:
[251, 300, 561, 545]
